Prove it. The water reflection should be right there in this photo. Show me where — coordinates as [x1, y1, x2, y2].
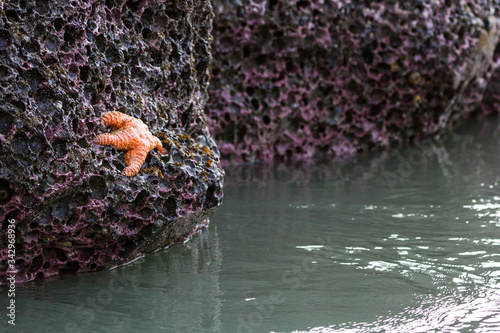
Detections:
[0, 228, 224, 333]
[222, 119, 500, 332]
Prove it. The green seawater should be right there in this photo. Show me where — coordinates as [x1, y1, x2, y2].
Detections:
[2, 118, 500, 332]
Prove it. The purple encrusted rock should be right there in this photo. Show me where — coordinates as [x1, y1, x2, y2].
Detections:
[207, 0, 500, 166]
[0, 0, 224, 284]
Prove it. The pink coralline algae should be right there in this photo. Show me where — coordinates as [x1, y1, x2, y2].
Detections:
[0, 0, 223, 285]
[207, 0, 500, 166]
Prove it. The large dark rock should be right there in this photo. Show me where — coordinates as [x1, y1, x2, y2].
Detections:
[208, 0, 500, 166]
[0, 0, 224, 284]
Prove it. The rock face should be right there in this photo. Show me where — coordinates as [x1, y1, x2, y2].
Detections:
[481, 38, 500, 115]
[208, 0, 500, 165]
[0, 0, 224, 285]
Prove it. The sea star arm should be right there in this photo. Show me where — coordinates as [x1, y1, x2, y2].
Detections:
[154, 137, 167, 154]
[93, 130, 135, 151]
[101, 111, 135, 129]
[123, 149, 149, 177]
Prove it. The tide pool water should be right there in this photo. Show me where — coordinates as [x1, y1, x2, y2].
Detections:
[2, 118, 500, 332]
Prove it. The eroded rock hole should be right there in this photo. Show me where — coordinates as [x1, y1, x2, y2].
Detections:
[162, 196, 177, 218]
[0, 112, 13, 134]
[28, 255, 43, 273]
[204, 183, 221, 209]
[0, 179, 12, 205]
[0, 30, 12, 49]
[60, 261, 79, 274]
[89, 176, 108, 200]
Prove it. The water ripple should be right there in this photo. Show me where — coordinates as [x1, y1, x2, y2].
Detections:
[300, 287, 500, 333]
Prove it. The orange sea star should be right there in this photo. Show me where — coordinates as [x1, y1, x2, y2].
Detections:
[94, 111, 167, 176]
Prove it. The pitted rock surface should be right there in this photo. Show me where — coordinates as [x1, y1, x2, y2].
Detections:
[0, 0, 223, 284]
[208, 0, 500, 165]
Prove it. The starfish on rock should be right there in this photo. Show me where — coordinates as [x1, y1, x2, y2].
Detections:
[94, 111, 167, 176]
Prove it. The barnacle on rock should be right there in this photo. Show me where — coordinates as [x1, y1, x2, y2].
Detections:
[408, 71, 422, 87]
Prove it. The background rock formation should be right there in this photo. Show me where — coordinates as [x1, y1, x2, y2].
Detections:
[208, 0, 500, 166]
[0, 0, 224, 285]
